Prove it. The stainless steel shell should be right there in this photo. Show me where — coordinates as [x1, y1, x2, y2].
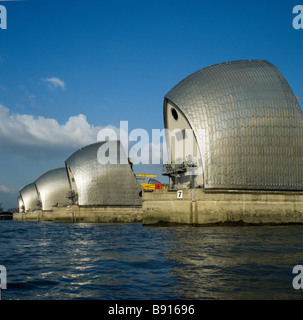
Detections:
[35, 168, 71, 211]
[164, 60, 303, 190]
[65, 141, 143, 206]
[17, 196, 24, 213]
[19, 183, 39, 211]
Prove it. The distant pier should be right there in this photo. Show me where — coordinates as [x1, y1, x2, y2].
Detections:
[0, 212, 13, 220]
[13, 205, 142, 223]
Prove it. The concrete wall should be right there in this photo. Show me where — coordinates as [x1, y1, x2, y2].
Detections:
[13, 205, 143, 223]
[14, 189, 303, 226]
[142, 189, 303, 225]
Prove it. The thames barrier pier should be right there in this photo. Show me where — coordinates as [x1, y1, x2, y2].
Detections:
[142, 189, 303, 226]
[14, 141, 143, 223]
[143, 59, 303, 226]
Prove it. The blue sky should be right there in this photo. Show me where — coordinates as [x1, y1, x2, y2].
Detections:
[0, 0, 302, 209]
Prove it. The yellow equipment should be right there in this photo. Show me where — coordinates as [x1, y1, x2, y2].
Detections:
[134, 174, 158, 178]
[135, 174, 167, 190]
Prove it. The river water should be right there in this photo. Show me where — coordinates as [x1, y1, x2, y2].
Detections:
[1, 220, 303, 300]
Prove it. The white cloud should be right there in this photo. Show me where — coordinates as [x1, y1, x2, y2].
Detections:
[43, 77, 66, 90]
[0, 105, 168, 164]
[0, 104, 103, 158]
[0, 185, 15, 194]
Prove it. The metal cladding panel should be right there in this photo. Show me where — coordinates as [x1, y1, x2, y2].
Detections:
[65, 141, 142, 206]
[165, 60, 303, 190]
[19, 183, 39, 211]
[35, 168, 71, 211]
[17, 196, 24, 212]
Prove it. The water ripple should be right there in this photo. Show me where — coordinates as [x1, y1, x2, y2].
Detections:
[1, 221, 303, 299]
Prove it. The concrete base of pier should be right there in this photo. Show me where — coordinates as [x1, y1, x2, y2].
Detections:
[13, 205, 143, 223]
[142, 189, 303, 226]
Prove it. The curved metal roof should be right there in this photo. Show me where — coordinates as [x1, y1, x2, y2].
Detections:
[35, 168, 71, 211]
[164, 59, 303, 190]
[19, 183, 39, 211]
[65, 141, 142, 206]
